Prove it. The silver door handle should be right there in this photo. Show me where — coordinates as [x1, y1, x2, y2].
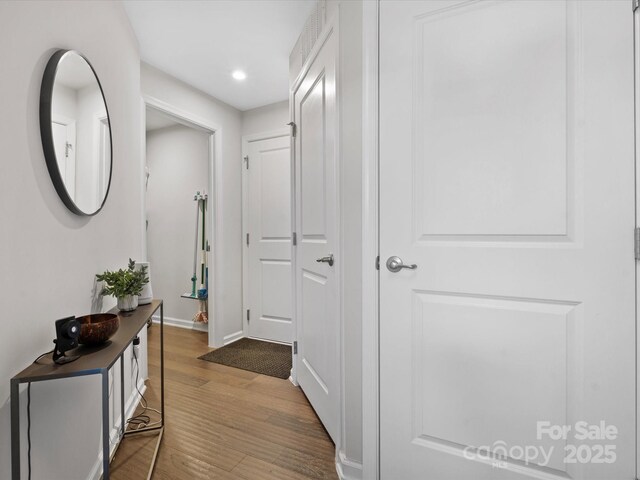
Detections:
[386, 256, 417, 273]
[316, 253, 334, 267]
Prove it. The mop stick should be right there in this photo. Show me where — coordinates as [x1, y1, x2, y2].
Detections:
[191, 193, 200, 297]
[200, 197, 209, 323]
[194, 194, 208, 323]
[200, 197, 205, 290]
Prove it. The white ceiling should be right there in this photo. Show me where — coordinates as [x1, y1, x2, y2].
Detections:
[123, 0, 315, 111]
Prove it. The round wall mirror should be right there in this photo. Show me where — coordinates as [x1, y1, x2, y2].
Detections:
[40, 49, 112, 216]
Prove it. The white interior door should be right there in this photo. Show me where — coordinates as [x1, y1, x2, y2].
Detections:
[293, 25, 339, 442]
[246, 134, 292, 343]
[51, 119, 76, 199]
[379, 1, 636, 479]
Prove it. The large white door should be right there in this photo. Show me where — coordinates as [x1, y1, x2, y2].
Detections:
[379, 1, 636, 479]
[246, 134, 292, 343]
[293, 25, 339, 442]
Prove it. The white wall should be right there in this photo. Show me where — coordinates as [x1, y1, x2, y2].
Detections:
[141, 63, 244, 346]
[0, 1, 144, 479]
[52, 82, 77, 120]
[290, 1, 364, 476]
[146, 125, 210, 326]
[242, 100, 289, 137]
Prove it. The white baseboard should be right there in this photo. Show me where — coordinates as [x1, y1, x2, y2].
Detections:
[336, 451, 363, 480]
[86, 379, 147, 480]
[152, 314, 208, 332]
[223, 330, 244, 345]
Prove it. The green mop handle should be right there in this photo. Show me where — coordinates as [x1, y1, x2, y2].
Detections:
[200, 197, 206, 287]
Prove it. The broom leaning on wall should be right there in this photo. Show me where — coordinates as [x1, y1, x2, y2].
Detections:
[182, 191, 208, 323]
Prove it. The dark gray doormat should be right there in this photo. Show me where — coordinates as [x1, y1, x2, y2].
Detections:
[198, 338, 292, 379]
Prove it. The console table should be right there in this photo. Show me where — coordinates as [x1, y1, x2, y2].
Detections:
[10, 299, 164, 480]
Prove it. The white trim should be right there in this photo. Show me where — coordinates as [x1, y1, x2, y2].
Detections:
[336, 451, 363, 480]
[143, 95, 221, 133]
[142, 94, 224, 348]
[241, 128, 291, 341]
[140, 99, 148, 261]
[289, 84, 298, 386]
[86, 377, 146, 480]
[223, 329, 244, 345]
[634, 6, 640, 476]
[152, 315, 208, 332]
[362, 1, 380, 479]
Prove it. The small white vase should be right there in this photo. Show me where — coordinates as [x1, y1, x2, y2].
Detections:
[135, 261, 153, 305]
[117, 295, 139, 312]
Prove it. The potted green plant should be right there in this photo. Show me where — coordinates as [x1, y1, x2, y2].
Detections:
[96, 259, 149, 312]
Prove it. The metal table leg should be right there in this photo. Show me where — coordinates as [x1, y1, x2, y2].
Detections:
[123, 301, 165, 479]
[101, 370, 110, 479]
[160, 301, 164, 426]
[10, 379, 20, 480]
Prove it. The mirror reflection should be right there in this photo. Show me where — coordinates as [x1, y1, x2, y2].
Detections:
[42, 50, 112, 215]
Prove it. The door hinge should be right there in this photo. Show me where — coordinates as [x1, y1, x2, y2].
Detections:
[293, 341, 298, 354]
[247, 309, 250, 322]
[375, 255, 380, 270]
[287, 121, 297, 138]
[635, 227, 640, 260]
[244, 155, 249, 169]
[246, 233, 250, 246]
[292, 232, 297, 246]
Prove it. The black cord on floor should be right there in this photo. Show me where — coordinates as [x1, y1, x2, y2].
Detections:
[126, 347, 160, 430]
[27, 382, 31, 480]
[128, 350, 150, 427]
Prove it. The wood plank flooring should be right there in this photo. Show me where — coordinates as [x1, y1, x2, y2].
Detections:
[110, 325, 338, 480]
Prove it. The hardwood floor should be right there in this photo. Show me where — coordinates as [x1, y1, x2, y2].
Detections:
[110, 325, 338, 480]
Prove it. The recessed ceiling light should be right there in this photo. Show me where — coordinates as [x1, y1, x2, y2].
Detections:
[232, 70, 247, 81]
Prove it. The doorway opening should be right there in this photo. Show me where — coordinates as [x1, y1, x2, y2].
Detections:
[142, 98, 219, 347]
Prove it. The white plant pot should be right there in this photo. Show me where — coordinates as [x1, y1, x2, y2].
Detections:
[117, 295, 138, 312]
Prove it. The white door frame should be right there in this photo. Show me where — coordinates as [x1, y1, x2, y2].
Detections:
[363, 3, 640, 480]
[362, 1, 379, 478]
[141, 94, 224, 347]
[635, 6, 640, 476]
[241, 128, 291, 340]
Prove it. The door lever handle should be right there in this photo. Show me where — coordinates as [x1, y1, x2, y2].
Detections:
[386, 256, 417, 273]
[316, 254, 334, 267]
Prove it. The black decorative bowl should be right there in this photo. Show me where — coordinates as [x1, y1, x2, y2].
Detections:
[77, 313, 119, 346]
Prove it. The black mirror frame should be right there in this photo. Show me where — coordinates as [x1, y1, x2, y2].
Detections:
[39, 49, 113, 216]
